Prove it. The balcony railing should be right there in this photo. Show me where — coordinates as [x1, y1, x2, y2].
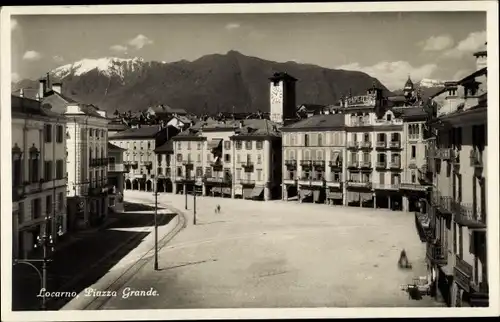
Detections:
[359, 161, 372, 168]
[470, 150, 484, 168]
[358, 141, 372, 149]
[347, 160, 359, 168]
[426, 242, 448, 265]
[326, 175, 342, 186]
[453, 201, 487, 229]
[375, 141, 387, 149]
[347, 141, 358, 149]
[239, 178, 255, 185]
[431, 192, 453, 214]
[454, 255, 473, 292]
[241, 161, 254, 169]
[399, 182, 427, 191]
[182, 160, 193, 166]
[375, 161, 387, 169]
[312, 160, 325, 168]
[389, 141, 401, 149]
[300, 160, 312, 167]
[346, 180, 372, 188]
[284, 159, 297, 167]
[328, 160, 342, 168]
[389, 160, 401, 169]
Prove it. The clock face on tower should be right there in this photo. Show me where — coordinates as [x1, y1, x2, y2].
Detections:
[271, 85, 283, 104]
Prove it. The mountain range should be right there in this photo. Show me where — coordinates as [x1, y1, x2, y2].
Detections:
[13, 51, 434, 115]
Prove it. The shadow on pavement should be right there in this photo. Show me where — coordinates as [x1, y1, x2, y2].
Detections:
[123, 201, 165, 212]
[12, 207, 176, 312]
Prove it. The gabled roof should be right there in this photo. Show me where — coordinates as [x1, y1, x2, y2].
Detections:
[44, 90, 78, 104]
[281, 114, 345, 131]
[107, 142, 126, 151]
[397, 107, 428, 121]
[458, 67, 487, 84]
[231, 119, 281, 139]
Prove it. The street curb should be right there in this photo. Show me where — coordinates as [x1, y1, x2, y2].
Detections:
[60, 199, 188, 310]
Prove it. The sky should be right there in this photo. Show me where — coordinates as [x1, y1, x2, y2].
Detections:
[10, 12, 486, 90]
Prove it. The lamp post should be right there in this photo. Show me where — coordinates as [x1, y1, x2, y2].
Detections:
[13, 215, 62, 310]
[153, 163, 159, 271]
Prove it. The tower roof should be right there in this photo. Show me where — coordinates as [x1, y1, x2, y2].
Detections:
[404, 75, 414, 90]
[269, 72, 297, 82]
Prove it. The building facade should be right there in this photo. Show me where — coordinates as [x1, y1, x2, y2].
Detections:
[281, 114, 346, 205]
[107, 142, 127, 212]
[419, 46, 488, 307]
[12, 95, 67, 259]
[109, 125, 178, 193]
[171, 118, 282, 200]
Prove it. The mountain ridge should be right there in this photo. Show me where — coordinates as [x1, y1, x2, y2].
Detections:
[13, 50, 395, 115]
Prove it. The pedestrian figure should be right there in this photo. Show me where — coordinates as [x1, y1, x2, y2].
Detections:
[398, 249, 412, 269]
[216, 204, 221, 213]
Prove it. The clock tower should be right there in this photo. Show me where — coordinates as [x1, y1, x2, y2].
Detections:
[269, 72, 297, 125]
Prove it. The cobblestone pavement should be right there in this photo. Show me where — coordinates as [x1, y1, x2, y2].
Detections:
[97, 191, 445, 309]
[11, 203, 176, 311]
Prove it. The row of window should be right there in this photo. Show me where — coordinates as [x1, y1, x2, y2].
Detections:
[17, 192, 65, 223]
[88, 128, 106, 139]
[88, 169, 106, 188]
[177, 141, 264, 151]
[12, 158, 65, 186]
[175, 153, 263, 164]
[44, 124, 65, 143]
[285, 146, 418, 162]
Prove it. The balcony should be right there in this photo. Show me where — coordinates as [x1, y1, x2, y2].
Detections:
[454, 255, 473, 292]
[375, 141, 387, 150]
[373, 183, 399, 190]
[388, 141, 401, 149]
[389, 160, 401, 169]
[399, 182, 428, 192]
[470, 150, 484, 168]
[358, 141, 372, 150]
[284, 159, 297, 168]
[108, 163, 127, 172]
[283, 175, 297, 185]
[300, 160, 312, 167]
[426, 242, 448, 265]
[347, 160, 359, 169]
[346, 180, 371, 189]
[453, 202, 487, 229]
[437, 148, 451, 160]
[310, 175, 326, 186]
[312, 160, 325, 169]
[298, 176, 312, 185]
[431, 192, 453, 215]
[328, 160, 342, 169]
[347, 141, 358, 149]
[375, 161, 387, 170]
[359, 161, 372, 169]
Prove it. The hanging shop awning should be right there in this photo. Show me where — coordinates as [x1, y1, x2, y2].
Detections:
[300, 189, 312, 199]
[251, 186, 264, 198]
[222, 187, 231, 195]
[212, 187, 222, 194]
[313, 190, 321, 202]
[208, 139, 223, 150]
[327, 191, 343, 200]
[360, 192, 373, 202]
[348, 191, 360, 202]
[243, 187, 253, 199]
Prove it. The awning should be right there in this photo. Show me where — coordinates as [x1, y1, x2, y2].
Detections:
[243, 187, 253, 199]
[331, 151, 341, 162]
[300, 189, 312, 198]
[348, 191, 360, 202]
[327, 192, 343, 199]
[251, 186, 264, 198]
[208, 139, 223, 150]
[212, 187, 222, 194]
[313, 190, 321, 202]
[360, 192, 373, 202]
[222, 187, 231, 195]
[234, 185, 243, 196]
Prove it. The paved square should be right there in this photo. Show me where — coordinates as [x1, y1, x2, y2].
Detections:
[100, 192, 443, 308]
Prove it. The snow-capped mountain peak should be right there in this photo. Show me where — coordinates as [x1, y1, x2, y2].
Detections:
[418, 78, 445, 88]
[51, 57, 145, 79]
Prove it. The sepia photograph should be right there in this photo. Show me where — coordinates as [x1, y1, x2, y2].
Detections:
[1, 2, 498, 321]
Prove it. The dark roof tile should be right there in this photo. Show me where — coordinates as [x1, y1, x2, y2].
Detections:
[281, 114, 345, 131]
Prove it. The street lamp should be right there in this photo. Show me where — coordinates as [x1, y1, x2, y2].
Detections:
[153, 165, 159, 271]
[13, 215, 61, 310]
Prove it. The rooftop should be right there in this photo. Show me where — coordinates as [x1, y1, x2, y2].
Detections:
[281, 114, 345, 131]
[11, 95, 62, 119]
[107, 142, 127, 151]
[154, 140, 174, 153]
[109, 125, 163, 140]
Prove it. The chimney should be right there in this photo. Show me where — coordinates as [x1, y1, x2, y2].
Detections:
[39, 79, 47, 99]
[19, 88, 24, 98]
[52, 82, 62, 94]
